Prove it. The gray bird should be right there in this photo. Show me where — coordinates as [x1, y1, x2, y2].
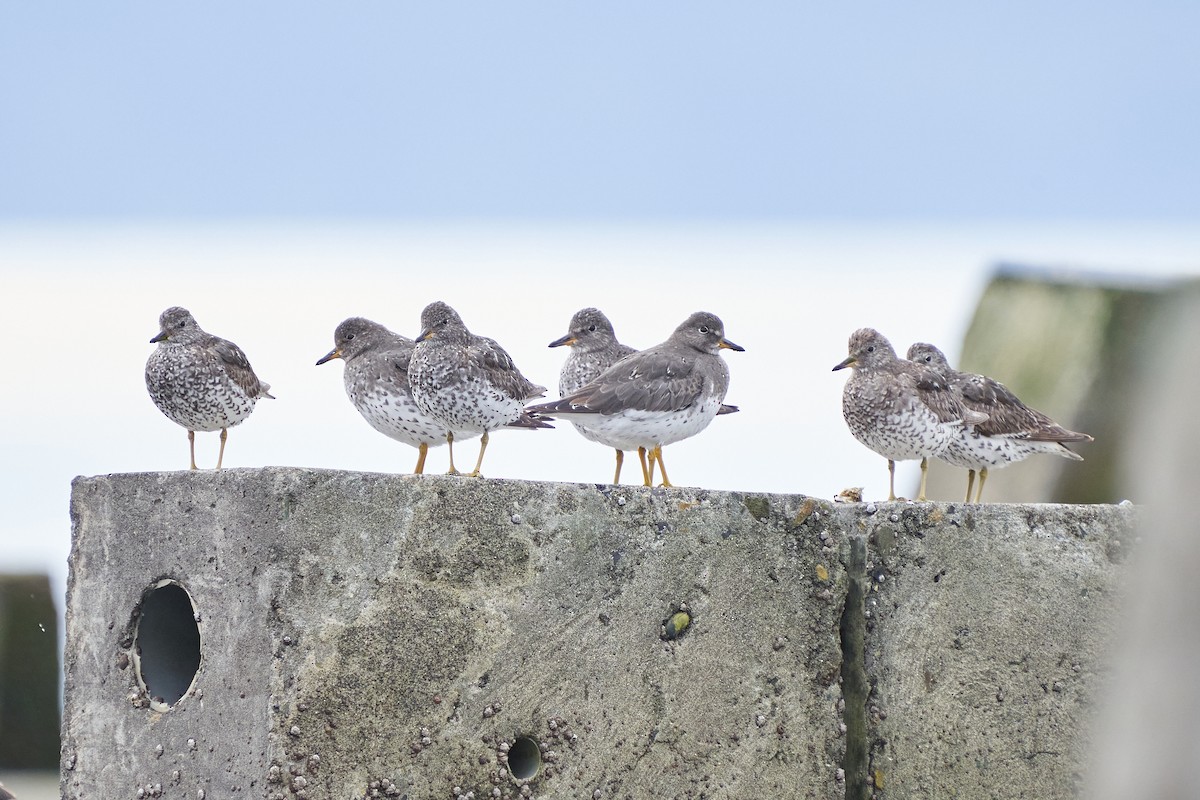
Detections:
[906, 342, 1093, 503]
[529, 311, 743, 488]
[549, 308, 639, 483]
[146, 306, 274, 470]
[317, 317, 464, 474]
[549, 307, 740, 484]
[833, 328, 984, 502]
[409, 301, 548, 477]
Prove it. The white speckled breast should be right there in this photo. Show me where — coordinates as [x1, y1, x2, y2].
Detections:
[146, 346, 259, 432]
[842, 375, 952, 462]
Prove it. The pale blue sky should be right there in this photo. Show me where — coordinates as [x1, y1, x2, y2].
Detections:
[2, 2, 1198, 220]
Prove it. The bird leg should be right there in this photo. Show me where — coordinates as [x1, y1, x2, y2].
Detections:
[413, 442, 428, 475]
[917, 457, 929, 502]
[188, 430, 198, 471]
[975, 467, 988, 504]
[637, 447, 652, 486]
[466, 431, 489, 478]
[216, 428, 228, 470]
[653, 447, 673, 488]
[887, 460, 897, 501]
[613, 450, 624, 485]
[965, 469, 976, 504]
[445, 432, 460, 475]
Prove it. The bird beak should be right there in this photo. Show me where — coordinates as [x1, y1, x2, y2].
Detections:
[832, 355, 856, 371]
[316, 347, 342, 366]
[718, 338, 745, 352]
[416, 328, 434, 342]
[548, 334, 577, 348]
[150, 330, 169, 343]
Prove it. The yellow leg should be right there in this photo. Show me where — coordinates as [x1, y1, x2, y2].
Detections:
[887, 460, 897, 501]
[188, 430, 198, 471]
[413, 442, 428, 475]
[653, 447, 673, 488]
[445, 432, 460, 475]
[975, 467, 988, 504]
[964, 469, 976, 504]
[216, 428, 228, 471]
[917, 457, 929, 502]
[613, 450, 624, 485]
[637, 447, 651, 486]
[466, 431, 489, 478]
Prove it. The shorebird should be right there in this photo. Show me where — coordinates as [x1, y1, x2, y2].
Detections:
[906, 342, 1092, 503]
[145, 306, 273, 470]
[529, 311, 743, 487]
[317, 317, 459, 474]
[408, 301, 548, 477]
[833, 328, 984, 501]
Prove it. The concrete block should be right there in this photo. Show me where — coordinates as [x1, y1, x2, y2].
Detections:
[64, 469, 847, 799]
[63, 470, 1134, 799]
[859, 502, 1134, 799]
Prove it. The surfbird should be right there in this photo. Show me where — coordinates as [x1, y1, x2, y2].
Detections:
[409, 301, 548, 477]
[549, 308, 639, 482]
[833, 328, 985, 502]
[145, 306, 274, 470]
[529, 311, 743, 488]
[550, 307, 741, 484]
[317, 317, 474, 474]
[906, 342, 1093, 503]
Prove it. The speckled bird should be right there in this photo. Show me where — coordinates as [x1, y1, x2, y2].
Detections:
[906, 342, 1092, 503]
[145, 306, 273, 470]
[408, 301, 548, 477]
[833, 328, 984, 502]
[529, 311, 743, 488]
[317, 317, 465, 474]
[549, 308, 639, 482]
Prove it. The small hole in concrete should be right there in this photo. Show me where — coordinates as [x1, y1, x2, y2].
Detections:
[507, 736, 541, 781]
[133, 580, 201, 709]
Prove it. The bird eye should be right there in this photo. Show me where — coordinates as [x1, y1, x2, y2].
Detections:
[588, 325, 596, 332]
[699, 325, 710, 334]
[345, 333, 355, 340]
[866, 345, 875, 353]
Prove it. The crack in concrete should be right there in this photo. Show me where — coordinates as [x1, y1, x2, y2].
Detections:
[840, 534, 869, 800]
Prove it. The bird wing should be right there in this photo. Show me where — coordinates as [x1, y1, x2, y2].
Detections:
[959, 373, 1091, 442]
[212, 336, 271, 398]
[911, 366, 971, 424]
[543, 347, 708, 415]
[469, 335, 546, 401]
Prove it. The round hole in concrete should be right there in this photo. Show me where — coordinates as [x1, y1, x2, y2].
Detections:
[132, 579, 201, 710]
[507, 736, 541, 781]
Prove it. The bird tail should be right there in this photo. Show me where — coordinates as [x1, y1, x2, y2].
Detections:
[506, 410, 555, 430]
[1054, 442, 1085, 461]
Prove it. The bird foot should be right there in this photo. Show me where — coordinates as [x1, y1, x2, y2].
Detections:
[465, 470, 485, 479]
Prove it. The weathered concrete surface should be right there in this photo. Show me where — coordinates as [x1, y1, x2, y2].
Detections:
[860, 501, 1134, 800]
[65, 469, 847, 799]
[64, 469, 1134, 799]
